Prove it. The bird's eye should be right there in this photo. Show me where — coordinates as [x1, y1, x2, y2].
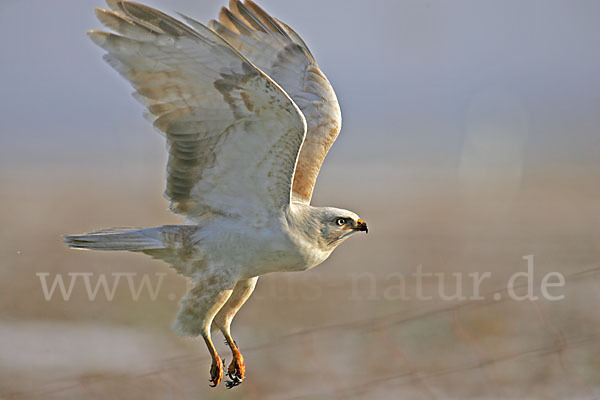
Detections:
[335, 218, 346, 226]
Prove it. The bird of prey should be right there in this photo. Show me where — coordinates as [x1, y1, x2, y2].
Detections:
[65, 0, 368, 388]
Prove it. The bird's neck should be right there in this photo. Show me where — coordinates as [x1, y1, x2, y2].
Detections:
[284, 202, 328, 251]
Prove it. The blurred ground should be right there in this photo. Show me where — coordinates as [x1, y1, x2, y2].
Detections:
[1, 162, 599, 399]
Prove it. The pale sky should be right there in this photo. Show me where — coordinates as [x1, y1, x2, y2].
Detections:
[1, 0, 599, 175]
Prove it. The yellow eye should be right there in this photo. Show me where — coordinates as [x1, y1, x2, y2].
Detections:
[336, 218, 346, 226]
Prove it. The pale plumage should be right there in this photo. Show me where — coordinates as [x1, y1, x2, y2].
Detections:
[65, 0, 367, 388]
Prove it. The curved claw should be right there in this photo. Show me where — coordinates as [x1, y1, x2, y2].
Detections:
[225, 350, 245, 388]
[225, 376, 243, 389]
[209, 357, 225, 387]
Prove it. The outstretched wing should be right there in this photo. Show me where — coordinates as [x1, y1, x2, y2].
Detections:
[90, 1, 306, 220]
[208, 0, 342, 203]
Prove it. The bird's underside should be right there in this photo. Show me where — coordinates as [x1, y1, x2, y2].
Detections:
[66, 0, 368, 388]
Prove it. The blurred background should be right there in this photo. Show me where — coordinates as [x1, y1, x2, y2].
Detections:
[1, 0, 599, 398]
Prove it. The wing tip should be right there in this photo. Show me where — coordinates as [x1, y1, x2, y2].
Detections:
[87, 29, 110, 46]
[94, 8, 120, 31]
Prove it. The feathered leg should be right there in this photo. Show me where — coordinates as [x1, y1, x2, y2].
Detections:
[213, 277, 258, 388]
[174, 277, 235, 387]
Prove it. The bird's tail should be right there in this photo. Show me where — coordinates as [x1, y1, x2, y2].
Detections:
[64, 227, 167, 251]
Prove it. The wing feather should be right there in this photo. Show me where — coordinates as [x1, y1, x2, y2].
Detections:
[90, 1, 306, 220]
[209, 0, 342, 203]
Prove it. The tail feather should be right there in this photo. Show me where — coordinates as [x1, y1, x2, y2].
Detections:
[64, 227, 166, 251]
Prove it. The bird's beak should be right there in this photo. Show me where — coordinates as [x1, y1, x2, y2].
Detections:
[354, 219, 368, 234]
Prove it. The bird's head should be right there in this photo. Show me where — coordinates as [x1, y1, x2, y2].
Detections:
[287, 204, 368, 252]
[313, 207, 368, 249]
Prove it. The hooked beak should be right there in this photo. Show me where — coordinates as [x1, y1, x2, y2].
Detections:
[354, 219, 368, 234]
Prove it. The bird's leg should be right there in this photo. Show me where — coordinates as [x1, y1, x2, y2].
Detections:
[174, 279, 234, 387]
[202, 332, 225, 387]
[213, 277, 258, 388]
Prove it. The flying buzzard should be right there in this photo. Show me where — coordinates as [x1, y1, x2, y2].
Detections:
[66, 0, 367, 388]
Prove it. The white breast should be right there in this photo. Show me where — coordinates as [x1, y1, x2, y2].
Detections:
[197, 213, 331, 280]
